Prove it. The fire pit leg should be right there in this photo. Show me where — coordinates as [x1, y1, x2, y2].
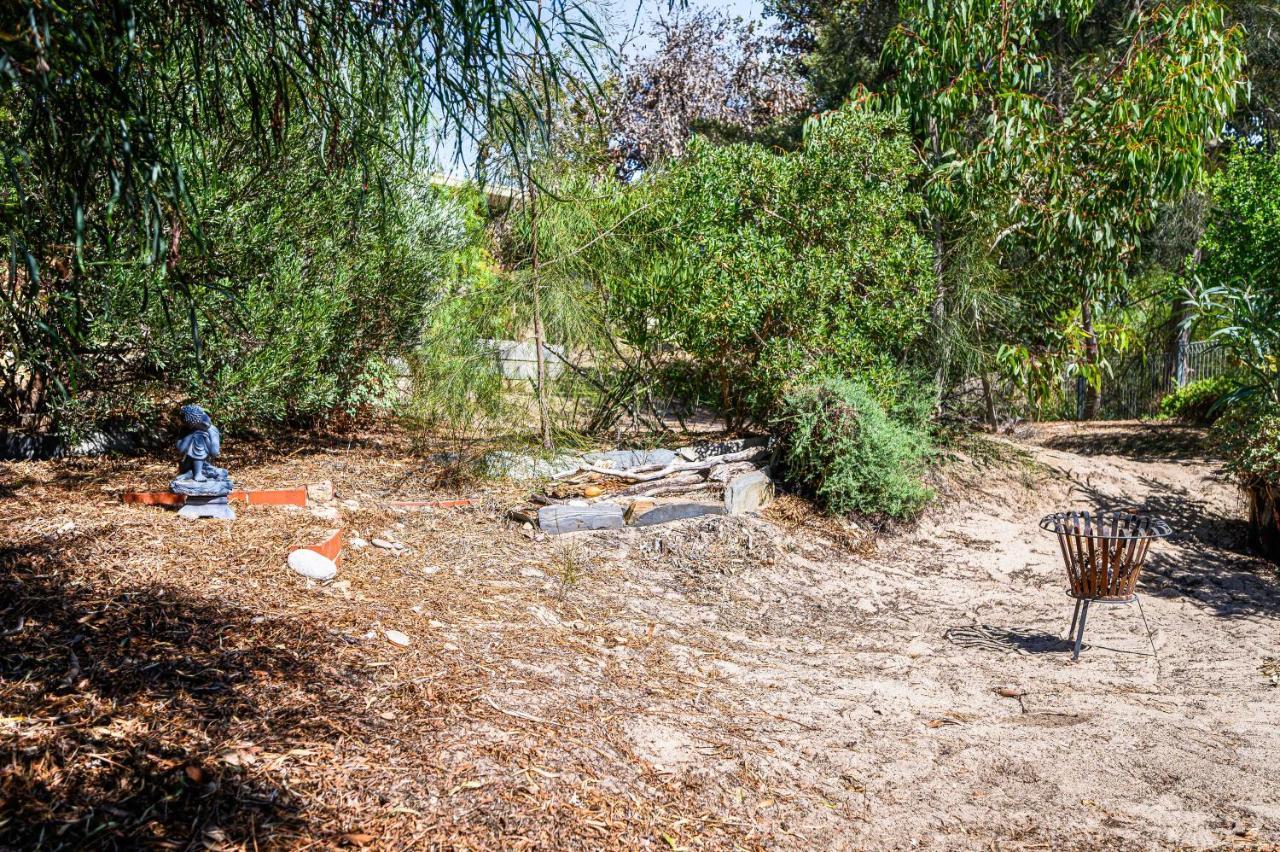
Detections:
[1067, 598, 1082, 643]
[1072, 600, 1090, 660]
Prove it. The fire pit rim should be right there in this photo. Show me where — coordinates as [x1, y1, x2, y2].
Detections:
[1037, 509, 1173, 541]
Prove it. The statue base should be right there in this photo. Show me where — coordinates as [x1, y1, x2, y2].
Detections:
[178, 494, 236, 520]
[171, 472, 235, 520]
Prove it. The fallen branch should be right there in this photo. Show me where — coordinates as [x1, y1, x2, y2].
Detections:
[581, 446, 767, 483]
[616, 472, 706, 496]
[635, 482, 720, 499]
[707, 460, 759, 483]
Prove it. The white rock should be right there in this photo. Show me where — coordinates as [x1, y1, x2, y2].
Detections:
[723, 469, 774, 515]
[371, 538, 397, 550]
[342, 499, 361, 511]
[306, 480, 335, 503]
[422, 565, 441, 576]
[520, 567, 546, 578]
[309, 505, 340, 521]
[287, 549, 337, 581]
[384, 629, 412, 646]
[350, 537, 369, 549]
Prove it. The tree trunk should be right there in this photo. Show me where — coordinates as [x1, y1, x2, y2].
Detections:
[1080, 297, 1102, 420]
[980, 372, 998, 432]
[527, 180, 554, 451]
[526, 0, 553, 451]
[928, 120, 948, 409]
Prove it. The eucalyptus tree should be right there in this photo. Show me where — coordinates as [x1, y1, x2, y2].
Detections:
[879, 0, 1246, 418]
[0, 0, 602, 423]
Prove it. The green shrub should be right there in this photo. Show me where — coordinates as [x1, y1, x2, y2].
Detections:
[775, 377, 933, 519]
[544, 106, 935, 427]
[40, 154, 471, 435]
[1212, 401, 1280, 484]
[1157, 375, 1241, 425]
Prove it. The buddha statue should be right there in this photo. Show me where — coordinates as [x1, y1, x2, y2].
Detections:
[171, 404, 235, 519]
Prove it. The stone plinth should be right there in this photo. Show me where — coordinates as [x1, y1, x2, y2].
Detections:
[172, 473, 235, 520]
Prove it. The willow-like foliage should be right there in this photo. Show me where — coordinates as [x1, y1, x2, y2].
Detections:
[0, 0, 602, 419]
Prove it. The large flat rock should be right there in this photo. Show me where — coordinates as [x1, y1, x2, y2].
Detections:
[628, 501, 725, 527]
[538, 503, 625, 535]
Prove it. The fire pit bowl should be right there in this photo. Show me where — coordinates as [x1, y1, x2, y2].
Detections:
[1038, 510, 1172, 658]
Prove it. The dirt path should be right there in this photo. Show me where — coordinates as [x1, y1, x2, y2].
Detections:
[3, 421, 1277, 849]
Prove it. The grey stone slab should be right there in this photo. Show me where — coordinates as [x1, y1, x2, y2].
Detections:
[538, 503, 625, 535]
[583, 448, 676, 470]
[629, 502, 725, 527]
[484, 451, 582, 480]
[179, 500, 236, 520]
[724, 469, 774, 515]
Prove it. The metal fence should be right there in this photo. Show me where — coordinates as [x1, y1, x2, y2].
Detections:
[1076, 339, 1234, 421]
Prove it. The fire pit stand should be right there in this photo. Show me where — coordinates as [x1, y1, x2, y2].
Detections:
[1039, 510, 1172, 660]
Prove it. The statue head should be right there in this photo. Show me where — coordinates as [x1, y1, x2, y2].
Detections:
[180, 404, 213, 432]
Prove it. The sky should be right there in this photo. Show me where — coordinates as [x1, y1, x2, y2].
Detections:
[435, 0, 770, 177]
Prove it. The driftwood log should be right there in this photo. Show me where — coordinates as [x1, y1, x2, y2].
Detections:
[616, 472, 706, 496]
[578, 446, 768, 483]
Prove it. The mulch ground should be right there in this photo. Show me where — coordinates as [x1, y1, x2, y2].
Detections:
[0, 427, 753, 850]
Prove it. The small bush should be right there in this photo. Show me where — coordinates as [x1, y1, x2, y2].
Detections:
[1212, 400, 1280, 484]
[1157, 375, 1240, 424]
[775, 378, 933, 519]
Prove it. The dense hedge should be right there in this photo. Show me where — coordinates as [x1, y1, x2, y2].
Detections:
[599, 107, 937, 424]
[42, 156, 471, 436]
[1157, 376, 1241, 425]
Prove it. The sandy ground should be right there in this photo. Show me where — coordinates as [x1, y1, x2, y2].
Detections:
[2, 420, 1277, 849]
[535, 420, 1280, 849]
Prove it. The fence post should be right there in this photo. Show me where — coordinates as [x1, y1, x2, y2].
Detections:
[1175, 336, 1189, 388]
[1075, 375, 1086, 421]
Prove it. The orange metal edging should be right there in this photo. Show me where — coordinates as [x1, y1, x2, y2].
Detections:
[121, 492, 186, 507]
[291, 528, 344, 564]
[231, 487, 308, 506]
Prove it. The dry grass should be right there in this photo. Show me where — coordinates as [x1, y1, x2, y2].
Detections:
[0, 427, 757, 850]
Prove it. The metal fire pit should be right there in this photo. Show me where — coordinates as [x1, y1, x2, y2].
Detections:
[1039, 510, 1172, 659]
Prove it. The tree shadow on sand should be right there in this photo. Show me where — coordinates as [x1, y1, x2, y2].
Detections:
[1036, 422, 1215, 463]
[0, 539, 371, 850]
